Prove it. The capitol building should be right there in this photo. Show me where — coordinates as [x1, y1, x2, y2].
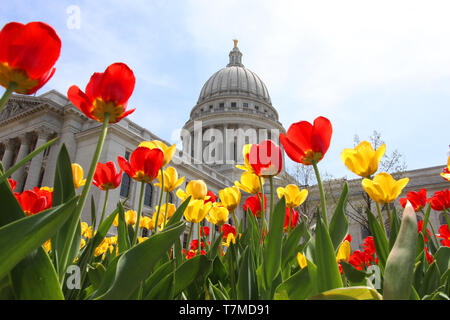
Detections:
[0, 41, 447, 249]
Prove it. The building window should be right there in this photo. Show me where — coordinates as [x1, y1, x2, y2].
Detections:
[168, 192, 173, 203]
[120, 151, 131, 198]
[144, 184, 153, 207]
[209, 105, 213, 110]
[219, 103, 224, 109]
[183, 233, 188, 249]
[255, 105, 259, 111]
[243, 103, 248, 108]
[231, 102, 236, 108]
[142, 228, 149, 237]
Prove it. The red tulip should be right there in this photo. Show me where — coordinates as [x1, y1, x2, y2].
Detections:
[247, 140, 283, 177]
[189, 239, 206, 250]
[436, 225, 450, 247]
[204, 190, 217, 204]
[93, 161, 122, 191]
[8, 178, 16, 192]
[284, 207, 299, 232]
[361, 236, 377, 265]
[220, 223, 236, 240]
[417, 220, 431, 243]
[0, 22, 61, 94]
[15, 189, 52, 216]
[243, 193, 267, 218]
[344, 234, 352, 243]
[200, 226, 210, 237]
[348, 250, 365, 270]
[117, 147, 164, 183]
[400, 189, 427, 212]
[428, 189, 450, 211]
[424, 247, 434, 265]
[68, 62, 136, 123]
[280, 116, 332, 165]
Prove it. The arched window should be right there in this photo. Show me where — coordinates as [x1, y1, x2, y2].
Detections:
[120, 151, 131, 198]
[144, 184, 153, 207]
[168, 192, 173, 204]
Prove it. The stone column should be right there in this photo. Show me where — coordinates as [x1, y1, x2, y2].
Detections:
[223, 124, 228, 164]
[11, 133, 32, 192]
[23, 128, 53, 190]
[1, 138, 16, 171]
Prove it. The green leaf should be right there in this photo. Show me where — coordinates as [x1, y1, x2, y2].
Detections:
[329, 182, 349, 251]
[10, 246, 64, 300]
[341, 260, 368, 285]
[421, 262, 441, 297]
[87, 263, 107, 291]
[165, 196, 191, 228]
[143, 259, 174, 298]
[96, 221, 186, 300]
[0, 197, 78, 280]
[367, 209, 389, 271]
[172, 255, 212, 298]
[117, 201, 131, 254]
[236, 247, 258, 300]
[274, 267, 312, 300]
[308, 286, 382, 300]
[144, 272, 174, 300]
[388, 206, 401, 250]
[0, 174, 26, 227]
[314, 212, 343, 292]
[51, 144, 78, 281]
[263, 197, 286, 290]
[383, 203, 417, 300]
[281, 222, 305, 268]
[434, 247, 450, 276]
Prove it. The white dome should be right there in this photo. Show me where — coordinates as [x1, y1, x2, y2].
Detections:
[197, 41, 272, 105]
[197, 66, 272, 105]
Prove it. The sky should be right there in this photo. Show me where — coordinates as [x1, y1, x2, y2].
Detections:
[2, 0, 449, 180]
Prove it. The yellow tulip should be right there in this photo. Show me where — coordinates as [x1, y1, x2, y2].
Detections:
[183, 200, 213, 223]
[297, 252, 307, 269]
[362, 172, 409, 204]
[155, 167, 185, 192]
[336, 240, 351, 263]
[140, 216, 152, 229]
[176, 179, 208, 201]
[139, 140, 176, 167]
[341, 141, 386, 178]
[219, 186, 241, 212]
[155, 203, 176, 220]
[81, 221, 93, 239]
[72, 163, 86, 189]
[222, 232, 236, 247]
[277, 184, 308, 209]
[44, 239, 51, 253]
[113, 209, 138, 227]
[234, 171, 263, 194]
[40, 186, 53, 192]
[206, 203, 229, 226]
[236, 144, 254, 173]
[80, 238, 86, 249]
[138, 236, 148, 244]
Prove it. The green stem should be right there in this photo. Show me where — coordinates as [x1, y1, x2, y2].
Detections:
[98, 189, 109, 229]
[443, 208, 450, 228]
[376, 202, 387, 234]
[154, 167, 165, 234]
[232, 209, 239, 230]
[185, 222, 193, 255]
[258, 177, 266, 242]
[163, 191, 169, 229]
[269, 176, 274, 217]
[132, 181, 145, 246]
[0, 82, 17, 113]
[386, 204, 392, 233]
[312, 161, 328, 228]
[197, 223, 201, 256]
[59, 112, 110, 283]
